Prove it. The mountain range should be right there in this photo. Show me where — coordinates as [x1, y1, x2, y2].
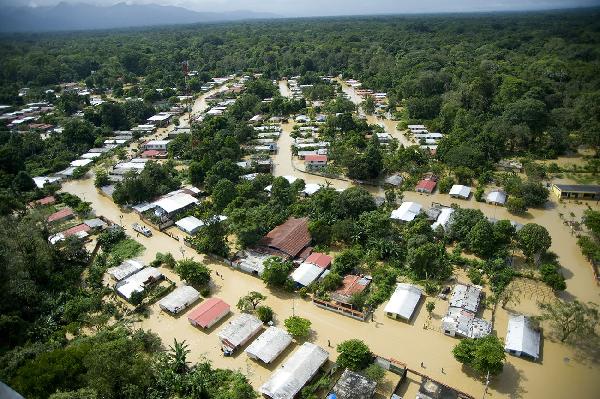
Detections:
[0, 2, 279, 33]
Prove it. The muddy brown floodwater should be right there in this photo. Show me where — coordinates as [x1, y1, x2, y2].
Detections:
[60, 77, 600, 399]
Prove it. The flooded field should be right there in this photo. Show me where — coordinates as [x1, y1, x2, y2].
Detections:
[62, 172, 600, 398]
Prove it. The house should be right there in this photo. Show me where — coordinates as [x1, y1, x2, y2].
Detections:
[49, 223, 91, 244]
[449, 185, 472, 200]
[449, 284, 482, 313]
[218, 313, 263, 353]
[375, 132, 391, 143]
[291, 262, 326, 288]
[331, 275, 372, 306]
[415, 178, 437, 194]
[141, 149, 167, 159]
[107, 259, 146, 281]
[384, 283, 423, 321]
[304, 252, 332, 269]
[153, 193, 198, 218]
[233, 251, 271, 276]
[390, 202, 422, 222]
[175, 216, 204, 235]
[143, 140, 171, 151]
[431, 207, 455, 231]
[29, 195, 55, 207]
[260, 342, 329, 399]
[304, 154, 328, 170]
[551, 184, 600, 201]
[47, 208, 74, 223]
[504, 314, 541, 361]
[258, 217, 312, 259]
[33, 176, 62, 188]
[486, 190, 508, 206]
[187, 297, 230, 329]
[116, 267, 163, 300]
[330, 369, 377, 399]
[442, 284, 491, 339]
[70, 159, 93, 168]
[302, 183, 322, 197]
[147, 112, 172, 127]
[245, 326, 293, 364]
[384, 174, 404, 187]
[159, 285, 201, 315]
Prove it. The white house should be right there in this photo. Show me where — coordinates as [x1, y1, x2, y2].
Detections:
[218, 313, 263, 353]
[390, 201, 422, 222]
[245, 326, 293, 364]
[107, 259, 145, 281]
[116, 267, 163, 300]
[153, 193, 198, 217]
[449, 184, 472, 199]
[143, 140, 171, 151]
[291, 262, 326, 287]
[158, 285, 200, 314]
[486, 190, 508, 206]
[384, 283, 423, 321]
[504, 314, 541, 361]
[432, 207, 455, 231]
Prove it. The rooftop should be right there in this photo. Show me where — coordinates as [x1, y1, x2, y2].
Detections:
[259, 217, 311, 258]
[331, 369, 377, 399]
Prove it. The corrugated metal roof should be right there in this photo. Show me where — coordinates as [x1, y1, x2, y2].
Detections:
[159, 285, 200, 314]
[187, 298, 230, 328]
[384, 283, 423, 320]
[218, 313, 263, 349]
[245, 326, 292, 364]
[505, 314, 540, 359]
[260, 217, 311, 258]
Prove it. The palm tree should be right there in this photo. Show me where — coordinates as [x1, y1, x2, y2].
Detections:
[168, 339, 191, 374]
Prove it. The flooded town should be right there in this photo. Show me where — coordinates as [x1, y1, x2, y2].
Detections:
[1, 3, 599, 399]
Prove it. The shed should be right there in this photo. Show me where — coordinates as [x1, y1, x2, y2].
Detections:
[449, 185, 472, 199]
[159, 285, 201, 314]
[245, 326, 293, 364]
[291, 262, 326, 287]
[390, 202, 422, 222]
[116, 267, 163, 300]
[218, 313, 263, 352]
[504, 314, 541, 361]
[175, 216, 203, 235]
[486, 190, 507, 206]
[384, 283, 423, 321]
[107, 259, 145, 281]
[260, 342, 329, 399]
[331, 369, 377, 399]
[187, 297, 230, 329]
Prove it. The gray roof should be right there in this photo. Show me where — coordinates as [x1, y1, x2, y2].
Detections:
[245, 326, 293, 364]
[332, 369, 377, 399]
[553, 184, 600, 193]
[384, 283, 423, 320]
[449, 284, 482, 313]
[218, 313, 263, 349]
[505, 314, 541, 360]
[158, 285, 200, 314]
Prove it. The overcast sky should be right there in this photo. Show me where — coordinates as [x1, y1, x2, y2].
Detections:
[7, 0, 600, 16]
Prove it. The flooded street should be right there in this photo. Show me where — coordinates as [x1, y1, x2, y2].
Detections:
[62, 169, 600, 398]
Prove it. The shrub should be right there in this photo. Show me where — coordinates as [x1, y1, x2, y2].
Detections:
[256, 306, 274, 324]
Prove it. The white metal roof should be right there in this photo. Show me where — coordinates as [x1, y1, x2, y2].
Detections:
[486, 190, 507, 204]
[432, 207, 455, 230]
[290, 263, 325, 287]
[384, 283, 423, 320]
[70, 158, 93, 167]
[158, 285, 200, 314]
[116, 267, 162, 299]
[505, 314, 540, 359]
[33, 176, 61, 188]
[449, 284, 482, 313]
[449, 185, 471, 199]
[175, 216, 203, 234]
[148, 113, 172, 121]
[218, 313, 263, 349]
[107, 259, 145, 281]
[302, 184, 322, 196]
[81, 152, 102, 159]
[260, 342, 329, 399]
[390, 201, 422, 222]
[245, 326, 293, 364]
[153, 193, 198, 214]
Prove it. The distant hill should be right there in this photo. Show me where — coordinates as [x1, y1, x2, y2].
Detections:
[0, 2, 279, 33]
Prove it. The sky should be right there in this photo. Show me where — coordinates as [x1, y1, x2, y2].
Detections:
[6, 0, 600, 16]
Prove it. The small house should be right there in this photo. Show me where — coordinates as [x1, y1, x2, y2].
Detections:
[47, 207, 74, 223]
[384, 283, 423, 321]
[187, 297, 230, 329]
[431, 207, 454, 231]
[486, 190, 507, 206]
[291, 262, 326, 288]
[245, 326, 293, 364]
[384, 174, 404, 187]
[116, 267, 163, 300]
[218, 313, 263, 353]
[257, 217, 311, 259]
[504, 314, 541, 361]
[159, 285, 201, 315]
[330, 369, 377, 399]
[390, 201, 422, 222]
[449, 185, 472, 200]
[304, 252, 332, 269]
[304, 154, 327, 170]
[331, 275, 372, 306]
[107, 259, 145, 281]
[143, 140, 171, 151]
[175, 216, 204, 235]
[415, 178, 437, 194]
[551, 184, 600, 201]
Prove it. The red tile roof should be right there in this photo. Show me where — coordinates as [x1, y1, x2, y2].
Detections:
[30, 195, 56, 207]
[260, 217, 311, 258]
[62, 223, 91, 237]
[142, 149, 166, 158]
[305, 252, 332, 269]
[336, 275, 370, 297]
[187, 298, 230, 328]
[47, 208, 74, 223]
[415, 179, 437, 193]
[304, 154, 327, 163]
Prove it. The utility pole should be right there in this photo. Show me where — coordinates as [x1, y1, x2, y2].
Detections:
[482, 370, 490, 399]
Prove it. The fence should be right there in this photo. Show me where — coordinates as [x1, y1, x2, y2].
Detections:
[312, 298, 368, 321]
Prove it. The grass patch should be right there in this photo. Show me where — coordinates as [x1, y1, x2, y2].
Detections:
[110, 238, 145, 260]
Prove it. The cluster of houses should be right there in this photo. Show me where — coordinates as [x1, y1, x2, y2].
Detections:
[291, 122, 330, 171]
[199, 75, 235, 92]
[244, 123, 280, 154]
[286, 76, 307, 100]
[130, 186, 202, 226]
[407, 125, 444, 152]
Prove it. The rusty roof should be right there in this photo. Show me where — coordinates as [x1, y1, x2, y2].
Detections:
[260, 217, 311, 258]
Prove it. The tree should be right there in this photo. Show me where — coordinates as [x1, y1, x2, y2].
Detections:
[166, 339, 190, 374]
[363, 96, 375, 114]
[583, 209, 600, 238]
[466, 219, 496, 258]
[175, 259, 211, 288]
[212, 178, 237, 211]
[331, 248, 362, 275]
[336, 339, 372, 371]
[539, 263, 566, 291]
[452, 335, 505, 376]
[256, 305, 274, 324]
[426, 301, 435, 317]
[284, 316, 311, 339]
[506, 197, 527, 215]
[237, 291, 267, 312]
[13, 170, 35, 191]
[517, 223, 551, 262]
[361, 364, 385, 383]
[261, 257, 293, 288]
[538, 300, 599, 343]
[94, 169, 110, 188]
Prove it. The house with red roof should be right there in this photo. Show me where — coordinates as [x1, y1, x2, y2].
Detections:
[415, 178, 437, 194]
[29, 195, 56, 207]
[47, 207, 75, 223]
[304, 252, 332, 269]
[304, 154, 327, 170]
[331, 275, 372, 306]
[187, 297, 230, 329]
[141, 149, 167, 159]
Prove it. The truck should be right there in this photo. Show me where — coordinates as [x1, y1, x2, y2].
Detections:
[132, 222, 152, 237]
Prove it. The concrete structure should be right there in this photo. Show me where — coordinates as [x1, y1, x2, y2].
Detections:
[143, 140, 171, 151]
[245, 326, 293, 364]
[551, 184, 600, 200]
[304, 154, 328, 169]
[331, 369, 377, 399]
[159, 286, 200, 314]
[384, 283, 423, 321]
